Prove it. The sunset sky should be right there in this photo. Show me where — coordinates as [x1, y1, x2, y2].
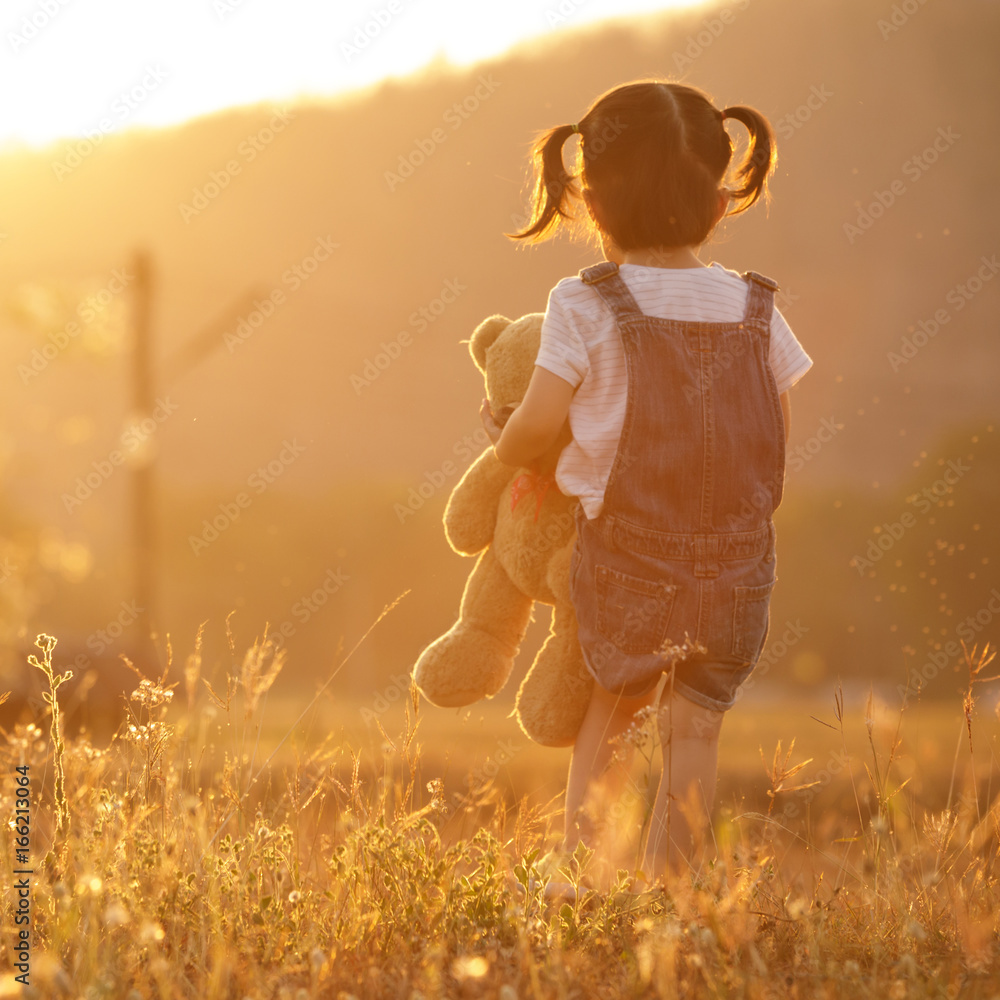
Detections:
[1, 0, 703, 149]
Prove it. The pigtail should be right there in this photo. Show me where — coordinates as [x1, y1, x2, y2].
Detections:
[506, 124, 580, 242]
[721, 105, 777, 215]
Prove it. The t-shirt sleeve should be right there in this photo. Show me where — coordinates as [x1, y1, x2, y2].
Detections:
[535, 283, 590, 388]
[769, 306, 812, 393]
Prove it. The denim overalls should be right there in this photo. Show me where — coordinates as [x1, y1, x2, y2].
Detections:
[569, 261, 785, 711]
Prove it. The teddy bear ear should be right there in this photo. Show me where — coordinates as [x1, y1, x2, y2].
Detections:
[469, 315, 511, 372]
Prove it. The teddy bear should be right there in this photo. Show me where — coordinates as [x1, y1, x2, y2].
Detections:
[412, 313, 594, 748]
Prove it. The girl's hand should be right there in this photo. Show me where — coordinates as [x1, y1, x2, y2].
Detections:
[479, 398, 504, 445]
[486, 368, 575, 467]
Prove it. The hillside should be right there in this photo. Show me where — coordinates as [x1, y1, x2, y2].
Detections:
[0, 0, 997, 709]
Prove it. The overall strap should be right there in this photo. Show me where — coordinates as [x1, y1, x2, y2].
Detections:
[741, 271, 779, 328]
[579, 261, 644, 323]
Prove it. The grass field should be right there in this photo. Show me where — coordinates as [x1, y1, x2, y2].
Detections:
[2, 631, 1000, 999]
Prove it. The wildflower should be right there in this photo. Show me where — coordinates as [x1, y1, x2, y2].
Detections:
[73, 738, 104, 761]
[659, 632, 707, 667]
[103, 901, 130, 928]
[139, 921, 165, 943]
[426, 778, 447, 810]
[124, 720, 171, 747]
[130, 678, 175, 709]
[7, 722, 44, 752]
[35, 632, 57, 654]
[452, 955, 489, 980]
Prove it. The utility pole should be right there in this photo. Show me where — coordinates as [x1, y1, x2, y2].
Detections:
[127, 248, 265, 666]
[130, 249, 156, 659]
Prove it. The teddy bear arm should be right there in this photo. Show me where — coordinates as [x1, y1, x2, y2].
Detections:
[443, 447, 512, 555]
[413, 545, 534, 707]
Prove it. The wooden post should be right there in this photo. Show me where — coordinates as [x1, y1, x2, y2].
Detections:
[126, 249, 261, 667]
[130, 249, 156, 659]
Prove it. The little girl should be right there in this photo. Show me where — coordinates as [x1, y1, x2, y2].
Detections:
[481, 80, 812, 890]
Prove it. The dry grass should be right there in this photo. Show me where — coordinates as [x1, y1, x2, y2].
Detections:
[2, 632, 1000, 1000]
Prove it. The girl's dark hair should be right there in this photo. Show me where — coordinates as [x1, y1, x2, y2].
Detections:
[508, 81, 776, 250]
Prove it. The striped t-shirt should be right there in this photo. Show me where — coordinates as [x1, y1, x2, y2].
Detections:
[535, 261, 813, 519]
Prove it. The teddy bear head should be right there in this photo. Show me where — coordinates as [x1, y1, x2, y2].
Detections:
[469, 313, 570, 470]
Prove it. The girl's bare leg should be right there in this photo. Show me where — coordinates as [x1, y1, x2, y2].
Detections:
[640, 685, 724, 882]
[562, 680, 660, 855]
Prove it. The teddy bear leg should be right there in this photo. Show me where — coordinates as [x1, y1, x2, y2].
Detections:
[514, 601, 594, 748]
[514, 536, 593, 747]
[413, 546, 533, 708]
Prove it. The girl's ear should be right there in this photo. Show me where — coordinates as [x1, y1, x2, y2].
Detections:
[714, 187, 731, 225]
[469, 315, 511, 372]
[583, 188, 605, 229]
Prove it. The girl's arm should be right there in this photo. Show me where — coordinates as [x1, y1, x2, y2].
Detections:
[480, 366, 575, 467]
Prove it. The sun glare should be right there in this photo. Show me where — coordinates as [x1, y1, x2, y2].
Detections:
[0, 0, 706, 150]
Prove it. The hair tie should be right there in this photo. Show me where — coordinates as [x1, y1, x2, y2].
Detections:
[571, 122, 580, 133]
[719, 109, 728, 123]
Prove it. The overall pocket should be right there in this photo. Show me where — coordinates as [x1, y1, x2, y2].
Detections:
[732, 582, 774, 664]
[595, 565, 677, 655]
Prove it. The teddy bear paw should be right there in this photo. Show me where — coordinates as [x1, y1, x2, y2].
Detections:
[413, 624, 518, 708]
